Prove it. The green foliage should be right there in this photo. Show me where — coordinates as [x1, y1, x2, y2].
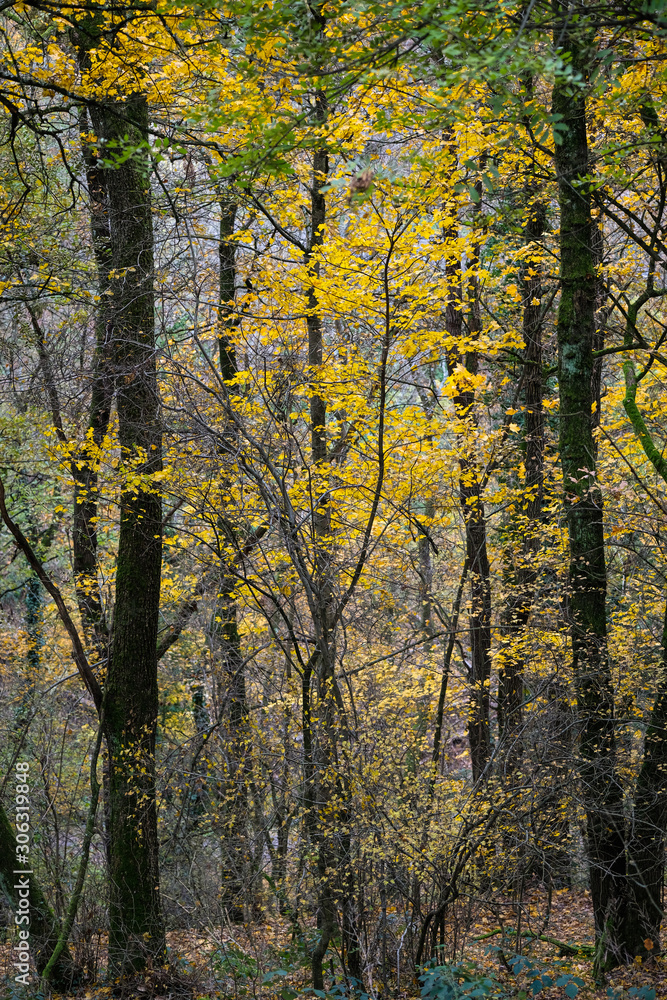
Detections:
[420, 959, 508, 999]
[263, 969, 302, 1000]
[420, 951, 586, 1000]
[213, 943, 260, 982]
[264, 968, 370, 1000]
[607, 987, 657, 1000]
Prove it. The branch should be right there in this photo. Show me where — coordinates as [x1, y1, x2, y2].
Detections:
[622, 366, 667, 484]
[600, 427, 667, 516]
[25, 301, 67, 443]
[154, 520, 270, 662]
[592, 341, 644, 359]
[598, 198, 666, 263]
[431, 555, 469, 776]
[472, 927, 593, 956]
[156, 598, 198, 661]
[621, 294, 667, 486]
[331, 248, 394, 630]
[243, 190, 307, 254]
[0, 475, 102, 712]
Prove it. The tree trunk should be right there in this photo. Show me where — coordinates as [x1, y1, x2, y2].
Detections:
[624, 602, 667, 957]
[71, 16, 165, 975]
[187, 684, 211, 828]
[443, 177, 492, 782]
[215, 587, 249, 922]
[72, 111, 114, 657]
[210, 193, 253, 922]
[619, 294, 667, 958]
[305, 110, 338, 991]
[418, 501, 435, 636]
[98, 92, 166, 976]
[498, 176, 545, 741]
[552, 9, 625, 975]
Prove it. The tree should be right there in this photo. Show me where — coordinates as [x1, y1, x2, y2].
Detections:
[0, 3, 167, 979]
[550, 6, 626, 974]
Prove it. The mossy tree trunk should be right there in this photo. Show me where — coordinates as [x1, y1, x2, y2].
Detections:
[96, 92, 166, 977]
[71, 17, 165, 976]
[552, 6, 625, 975]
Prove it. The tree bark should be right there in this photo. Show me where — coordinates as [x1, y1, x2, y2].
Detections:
[97, 92, 166, 976]
[443, 174, 492, 782]
[70, 20, 165, 974]
[498, 140, 545, 741]
[305, 101, 338, 992]
[214, 587, 249, 922]
[624, 603, 667, 957]
[552, 8, 625, 975]
[72, 110, 114, 657]
[211, 193, 251, 922]
[619, 295, 667, 958]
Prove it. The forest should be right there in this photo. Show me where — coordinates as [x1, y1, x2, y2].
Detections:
[1, 1, 667, 998]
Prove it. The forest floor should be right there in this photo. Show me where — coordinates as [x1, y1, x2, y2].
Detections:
[0, 889, 664, 999]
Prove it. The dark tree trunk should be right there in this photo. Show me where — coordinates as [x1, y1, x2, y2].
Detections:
[552, 8, 625, 975]
[71, 20, 164, 975]
[213, 194, 251, 922]
[619, 294, 667, 958]
[465, 177, 492, 782]
[187, 684, 210, 827]
[417, 492, 435, 637]
[97, 93, 166, 976]
[464, 485, 492, 783]
[215, 586, 248, 922]
[72, 112, 114, 656]
[219, 197, 238, 383]
[498, 180, 546, 740]
[624, 602, 667, 957]
[443, 187, 492, 782]
[305, 115, 338, 993]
